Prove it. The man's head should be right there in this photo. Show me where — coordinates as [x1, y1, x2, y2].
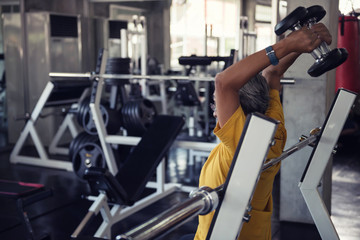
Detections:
[238, 73, 269, 115]
[211, 73, 270, 118]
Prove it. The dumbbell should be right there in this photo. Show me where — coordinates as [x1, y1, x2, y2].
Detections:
[275, 6, 348, 77]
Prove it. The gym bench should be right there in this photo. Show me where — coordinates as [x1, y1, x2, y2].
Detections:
[0, 179, 53, 240]
[71, 115, 185, 239]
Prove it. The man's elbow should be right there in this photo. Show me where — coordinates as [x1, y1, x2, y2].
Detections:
[214, 72, 226, 91]
[262, 68, 281, 80]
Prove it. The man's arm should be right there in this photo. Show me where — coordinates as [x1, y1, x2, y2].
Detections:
[214, 23, 332, 127]
[262, 52, 301, 91]
[262, 23, 332, 91]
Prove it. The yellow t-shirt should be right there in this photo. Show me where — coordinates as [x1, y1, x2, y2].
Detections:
[194, 89, 287, 240]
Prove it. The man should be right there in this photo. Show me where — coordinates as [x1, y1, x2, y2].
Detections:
[194, 23, 332, 240]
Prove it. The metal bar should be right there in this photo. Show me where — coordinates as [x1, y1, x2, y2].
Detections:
[49, 72, 294, 84]
[89, 49, 119, 175]
[262, 133, 319, 171]
[20, 0, 30, 114]
[71, 211, 94, 238]
[299, 89, 357, 240]
[49, 72, 92, 78]
[72, 193, 108, 238]
[116, 186, 222, 240]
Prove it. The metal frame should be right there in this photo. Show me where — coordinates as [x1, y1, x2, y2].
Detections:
[72, 182, 182, 239]
[114, 113, 278, 240]
[299, 89, 357, 240]
[10, 81, 81, 171]
[48, 110, 80, 155]
[207, 113, 278, 239]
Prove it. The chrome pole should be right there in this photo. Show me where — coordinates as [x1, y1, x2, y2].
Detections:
[116, 186, 222, 240]
[49, 72, 295, 84]
[262, 130, 320, 171]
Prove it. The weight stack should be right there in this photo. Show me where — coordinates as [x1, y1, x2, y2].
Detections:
[105, 57, 131, 105]
[105, 57, 131, 84]
[336, 15, 360, 93]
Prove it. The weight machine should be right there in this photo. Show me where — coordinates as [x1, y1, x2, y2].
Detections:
[115, 88, 356, 240]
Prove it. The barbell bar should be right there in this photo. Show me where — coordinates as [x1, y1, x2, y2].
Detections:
[49, 72, 295, 84]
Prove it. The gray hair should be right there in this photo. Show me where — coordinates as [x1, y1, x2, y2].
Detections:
[239, 73, 269, 115]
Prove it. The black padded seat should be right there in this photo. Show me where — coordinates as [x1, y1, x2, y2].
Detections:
[84, 115, 185, 206]
[0, 180, 52, 240]
[0, 179, 45, 199]
[45, 79, 91, 107]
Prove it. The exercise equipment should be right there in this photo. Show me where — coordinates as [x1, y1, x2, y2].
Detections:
[336, 15, 360, 93]
[50, 72, 295, 84]
[76, 97, 121, 135]
[0, 179, 52, 240]
[76, 97, 109, 135]
[178, 55, 233, 75]
[10, 79, 91, 171]
[121, 98, 157, 136]
[275, 5, 348, 77]
[68, 49, 214, 239]
[115, 88, 356, 240]
[71, 115, 185, 238]
[69, 132, 106, 179]
[72, 142, 106, 180]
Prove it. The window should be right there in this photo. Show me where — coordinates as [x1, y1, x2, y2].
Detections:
[170, 0, 238, 69]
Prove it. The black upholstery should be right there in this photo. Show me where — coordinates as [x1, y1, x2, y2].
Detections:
[45, 79, 91, 107]
[0, 180, 52, 240]
[84, 115, 185, 206]
[0, 179, 44, 199]
[85, 167, 129, 204]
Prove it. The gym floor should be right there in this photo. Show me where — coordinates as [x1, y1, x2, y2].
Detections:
[0, 131, 359, 240]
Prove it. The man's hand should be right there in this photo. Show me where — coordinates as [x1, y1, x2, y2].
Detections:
[284, 23, 332, 53]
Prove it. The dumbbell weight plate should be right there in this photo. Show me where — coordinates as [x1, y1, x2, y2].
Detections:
[138, 99, 157, 129]
[72, 142, 106, 179]
[81, 104, 109, 135]
[77, 98, 90, 126]
[106, 109, 122, 134]
[121, 99, 157, 136]
[300, 5, 326, 25]
[69, 132, 89, 160]
[308, 48, 348, 77]
[275, 6, 308, 36]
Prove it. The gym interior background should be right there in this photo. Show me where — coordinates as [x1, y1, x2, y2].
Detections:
[0, 0, 359, 239]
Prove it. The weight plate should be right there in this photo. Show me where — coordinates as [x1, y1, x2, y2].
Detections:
[301, 5, 326, 25]
[80, 102, 110, 135]
[139, 99, 157, 129]
[106, 109, 122, 134]
[72, 142, 106, 179]
[308, 48, 348, 77]
[275, 6, 308, 35]
[121, 99, 157, 136]
[77, 98, 90, 126]
[69, 132, 89, 160]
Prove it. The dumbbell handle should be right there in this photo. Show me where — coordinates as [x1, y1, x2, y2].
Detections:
[307, 18, 331, 59]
